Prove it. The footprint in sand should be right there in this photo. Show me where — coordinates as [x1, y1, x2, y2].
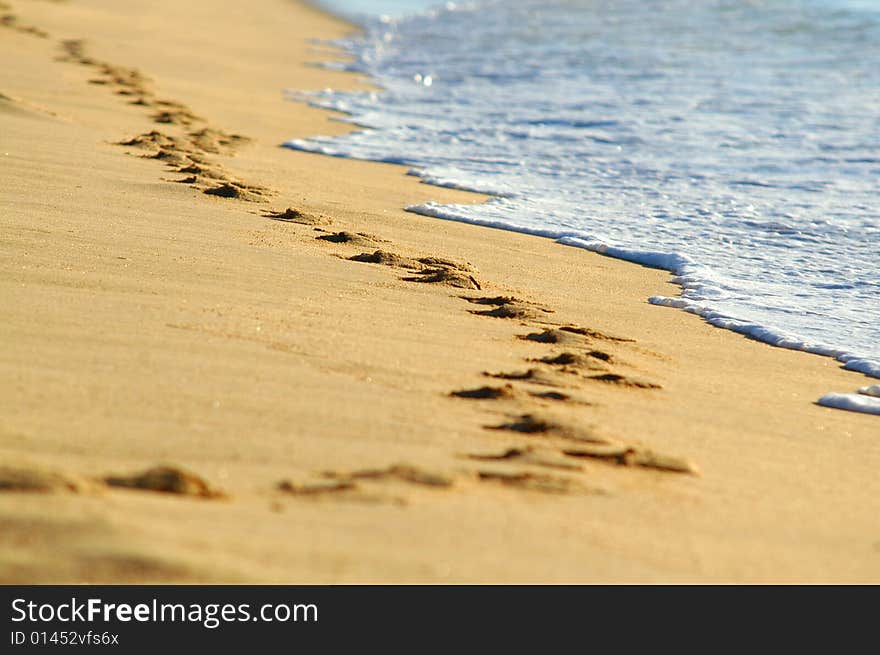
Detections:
[277, 463, 454, 505]
[486, 412, 608, 443]
[187, 127, 250, 155]
[265, 207, 332, 226]
[349, 249, 481, 289]
[0, 465, 95, 494]
[587, 372, 661, 389]
[462, 295, 553, 320]
[451, 383, 589, 405]
[316, 231, 387, 248]
[474, 468, 587, 494]
[0, 14, 49, 38]
[532, 351, 611, 373]
[484, 367, 570, 388]
[103, 465, 225, 499]
[466, 446, 582, 471]
[203, 182, 271, 203]
[563, 443, 699, 475]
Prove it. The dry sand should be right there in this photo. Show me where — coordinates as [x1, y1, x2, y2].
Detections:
[1, 0, 877, 583]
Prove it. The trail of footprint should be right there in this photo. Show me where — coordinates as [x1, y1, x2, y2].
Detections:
[1, 13, 49, 38]
[61, 41, 274, 202]
[0, 464, 226, 498]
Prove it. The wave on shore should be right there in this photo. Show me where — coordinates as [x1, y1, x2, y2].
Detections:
[288, 1, 880, 394]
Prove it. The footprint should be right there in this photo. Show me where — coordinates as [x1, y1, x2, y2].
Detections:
[316, 231, 386, 247]
[451, 384, 516, 400]
[475, 468, 583, 494]
[463, 295, 553, 320]
[402, 268, 481, 290]
[0, 14, 49, 38]
[323, 464, 454, 488]
[417, 256, 477, 274]
[519, 328, 591, 347]
[466, 446, 582, 471]
[187, 127, 250, 154]
[558, 325, 635, 343]
[484, 368, 568, 388]
[563, 444, 699, 475]
[265, 207, 331, 226]
[58, 39, 95, 65]
[176, 162, 230, 180]
[486, 413, 609, 444]
[203, 182, 269, 203]
[103, 465, 225, 499]
[277, 479, 357, 495]
[152, 108, 202, 126]
[588, 373, 661, 389]
[117, 131, 184, 150]
[351, 250, 481, 289]
[277, 463, 452, 506]
[144, 148, 196, 167]
[0, 465, 94, 494]
[451, 384, 582, 404]
[349, 250, 424, 270]
[533, 351, 610, 372]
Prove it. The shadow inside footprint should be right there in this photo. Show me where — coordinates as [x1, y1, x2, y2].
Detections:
[402, 268, 481, 290]
[350, 250, 423, 270]
[463, 295, 552, 320]
[316, 231, 385, 247]
[589, 373, 660, 389]
[466, 446, 582, 471]
[563, 444, 698, 475]
[484, 368, 565, 387]
[534, 352, 609, 371]
[476, 469, 581, 494]
[451, 384, 515, 400]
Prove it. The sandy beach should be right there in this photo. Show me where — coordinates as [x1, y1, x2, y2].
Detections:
[1, 0, 878, 583]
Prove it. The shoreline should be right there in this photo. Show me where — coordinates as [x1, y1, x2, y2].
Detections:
[294, 1, 880, 387]
[1, 0, 878, 583]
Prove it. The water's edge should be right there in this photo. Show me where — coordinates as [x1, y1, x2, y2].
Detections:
[287, 1, 880, 396]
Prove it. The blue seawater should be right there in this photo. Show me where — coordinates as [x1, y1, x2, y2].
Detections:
[289, 0, 880, 380]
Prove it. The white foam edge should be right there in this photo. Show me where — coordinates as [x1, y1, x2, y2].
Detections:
[817, 393, 880, 416]
[858, 385, 880, 398]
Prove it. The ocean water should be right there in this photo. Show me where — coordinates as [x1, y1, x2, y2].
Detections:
[289, 0, 880, 388]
